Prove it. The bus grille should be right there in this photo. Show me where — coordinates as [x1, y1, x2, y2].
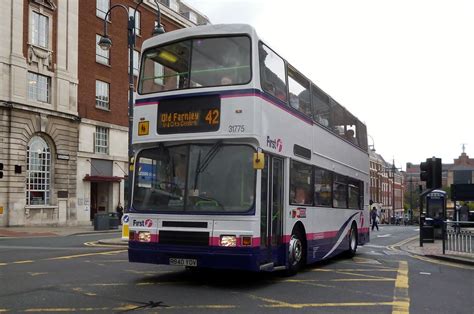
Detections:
[159, 231, 209, 246]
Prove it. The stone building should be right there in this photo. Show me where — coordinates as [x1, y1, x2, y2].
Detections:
[0, 0, 79, 226]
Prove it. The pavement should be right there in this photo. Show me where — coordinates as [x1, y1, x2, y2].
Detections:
[396, 236, 474, 266]
[0, 224, 121, 238]
[1, 225, 473, 266]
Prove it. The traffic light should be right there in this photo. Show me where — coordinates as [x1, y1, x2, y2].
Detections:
[0, 163, 3, 179]
[420, 157, 441, 189]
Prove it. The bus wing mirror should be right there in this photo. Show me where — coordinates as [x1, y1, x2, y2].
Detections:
[253, 152, 265, 170]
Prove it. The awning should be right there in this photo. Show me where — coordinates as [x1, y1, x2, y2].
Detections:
[83, 175, 123, 182]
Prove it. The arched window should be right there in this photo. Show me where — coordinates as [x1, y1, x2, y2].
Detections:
[26, 136, 51, 205]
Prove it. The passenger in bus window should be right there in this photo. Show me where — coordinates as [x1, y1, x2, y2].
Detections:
[345, 129, 358, 145]
[295, 188, 308, 204]
[289, 94, 299, 109]
[220, 76, 233, 85]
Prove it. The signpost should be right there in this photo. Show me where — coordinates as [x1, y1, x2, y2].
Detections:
[419, 157, 442, 246]
[122, 214, 130, 241]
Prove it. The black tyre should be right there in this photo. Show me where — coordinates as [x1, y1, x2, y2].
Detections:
[346, 224, 358, 258]
[286, 227, 306, 275]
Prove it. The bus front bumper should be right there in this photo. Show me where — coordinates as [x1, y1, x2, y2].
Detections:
[128, 242, 262, 272]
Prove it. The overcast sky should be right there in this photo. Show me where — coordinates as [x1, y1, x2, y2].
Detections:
[184, 0, 474, 169]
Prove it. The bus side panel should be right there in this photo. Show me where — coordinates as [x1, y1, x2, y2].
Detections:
[301, 211, 365, 264]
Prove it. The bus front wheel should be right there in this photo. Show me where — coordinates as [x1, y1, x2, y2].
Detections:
[286, 228, 306, 275]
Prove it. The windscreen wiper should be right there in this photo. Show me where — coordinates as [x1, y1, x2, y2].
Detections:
[193, 141, 223, 189]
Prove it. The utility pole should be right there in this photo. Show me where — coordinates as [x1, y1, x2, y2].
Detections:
[410, 177, 414, 224]
[384, 159, 401, 224]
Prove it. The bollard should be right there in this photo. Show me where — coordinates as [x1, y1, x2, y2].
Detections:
[121, 214, 130, 241]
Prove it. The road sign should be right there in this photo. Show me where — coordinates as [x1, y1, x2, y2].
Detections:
[122, 214, 129, 224]
[122, 214, 130, 240]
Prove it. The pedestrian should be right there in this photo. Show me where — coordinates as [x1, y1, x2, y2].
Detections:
[116, 203, 124, 225]
[459, 202, 469, 222]
[371, 207, 379, 231]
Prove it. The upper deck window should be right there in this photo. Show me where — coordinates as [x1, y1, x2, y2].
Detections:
[311, 84, 331, 128]
[259, 43, 287, 102]
[139, 36, 251, 94]
[288, 67, 311, 117]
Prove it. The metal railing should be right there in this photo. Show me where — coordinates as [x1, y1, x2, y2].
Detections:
[443, 221, 474, 255]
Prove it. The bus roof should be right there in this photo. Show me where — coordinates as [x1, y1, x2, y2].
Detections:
[142, 23, 258, 51]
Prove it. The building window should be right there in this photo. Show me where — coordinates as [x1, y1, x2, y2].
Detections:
[28, 72, 50, 103]
[168, 0, 179, 11]
[26, 136, 51, 206]
[95, 126, 109, 154]
[96, 0, 110, 20]
[95, 80, 109, 110]
[96, 34, 110, 65]
[31, 11, 49, 48]
[154, 63, 164, 85]
[189, 12, 198, 24]
[129, 8, 141, 36]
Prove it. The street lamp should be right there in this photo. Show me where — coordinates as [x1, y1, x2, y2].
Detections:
[367, 134, 376, 152]
[384, 159, 401, 224]
[98, 0, 165, 209]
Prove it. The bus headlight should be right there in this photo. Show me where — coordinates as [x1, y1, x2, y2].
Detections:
[138, 231, 151, 242]
[220, 235, 236, 247]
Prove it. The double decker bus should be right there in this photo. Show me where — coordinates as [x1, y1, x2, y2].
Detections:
[128, 24, 370, 274]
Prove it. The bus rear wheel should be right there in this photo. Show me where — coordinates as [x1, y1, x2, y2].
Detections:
[286, 228, 306, 275]
[346, 224, 358, 258]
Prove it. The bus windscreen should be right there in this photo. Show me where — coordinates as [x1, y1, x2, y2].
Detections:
[133, 144, 256, 213]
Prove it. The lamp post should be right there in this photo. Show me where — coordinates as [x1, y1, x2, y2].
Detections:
[98, 0, 165, 209]
[384, 160, 401, 224]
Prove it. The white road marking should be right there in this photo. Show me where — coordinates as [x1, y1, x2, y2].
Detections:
[419, 272, 431, 275]
[376, 234, 392, 238]
[364, 244, 386, 248]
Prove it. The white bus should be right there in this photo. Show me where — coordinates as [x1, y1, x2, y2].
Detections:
[128, 24, 370, 274]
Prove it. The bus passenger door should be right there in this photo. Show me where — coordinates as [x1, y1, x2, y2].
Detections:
[260, 156, 284, 266]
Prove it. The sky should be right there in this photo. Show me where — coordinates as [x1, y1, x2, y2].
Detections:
[184, 0, 474, 169]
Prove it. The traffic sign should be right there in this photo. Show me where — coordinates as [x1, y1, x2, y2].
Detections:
[122, 214, 130, 240]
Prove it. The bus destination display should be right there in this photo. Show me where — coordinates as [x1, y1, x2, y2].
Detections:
[157, 95, 220, 134]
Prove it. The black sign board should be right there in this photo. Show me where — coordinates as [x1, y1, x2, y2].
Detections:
[451, 184, 474, 201]
[157, 95, 220, 134]
[293, 144, 311, 160]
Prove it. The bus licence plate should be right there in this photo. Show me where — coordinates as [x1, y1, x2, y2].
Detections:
[169, 258, 197, 267]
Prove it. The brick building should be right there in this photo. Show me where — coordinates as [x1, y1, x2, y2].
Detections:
[75, 0, 209, 223]
[369, 149, 405, 223]
[0, 0, 208, 226]
[404, 149, 474, 218]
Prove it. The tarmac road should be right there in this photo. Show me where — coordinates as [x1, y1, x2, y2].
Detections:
[0, 226, 472, 313]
